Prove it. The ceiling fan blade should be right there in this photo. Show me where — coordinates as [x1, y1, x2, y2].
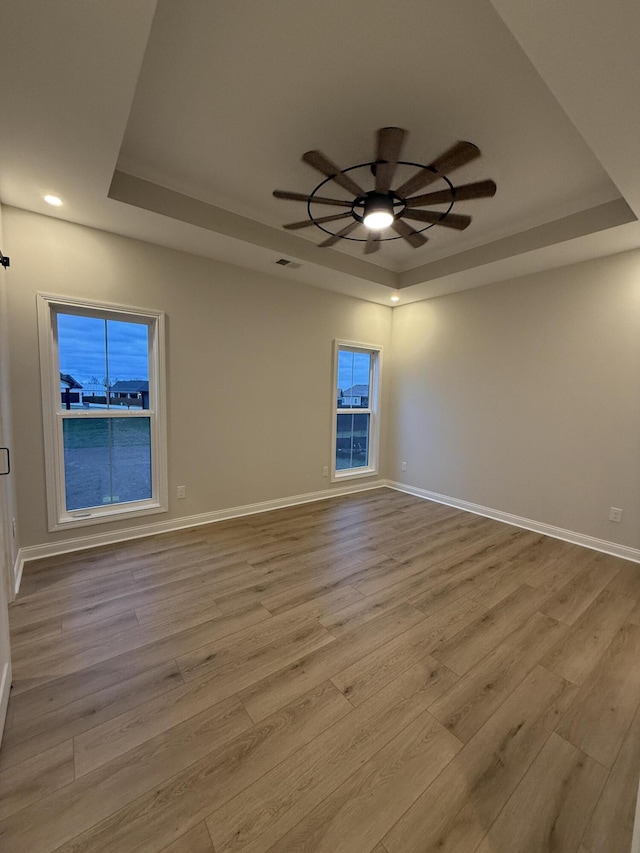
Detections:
[395, 141, 481, 198]
[406, 180, 497, 208]
[402, 210, 472, 230]
[318, 220, 360, 248]
[364, 232, 380, 254]
[303, 150, 365, 197]
[391, 219, 428, 248]
[273, 190, 352, 207]
[283, 212, 352, 230]
[375, 127, 406, 194]
[430, 140, 481, 174]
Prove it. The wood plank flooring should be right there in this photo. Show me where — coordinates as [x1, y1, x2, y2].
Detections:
[1, 488, 640, 852]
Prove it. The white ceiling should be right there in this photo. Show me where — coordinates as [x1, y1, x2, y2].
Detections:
[1, 0, 639, 306]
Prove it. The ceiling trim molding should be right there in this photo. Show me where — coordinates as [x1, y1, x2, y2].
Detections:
[109, 172, 634, 293]
[399, 198, 636, 288]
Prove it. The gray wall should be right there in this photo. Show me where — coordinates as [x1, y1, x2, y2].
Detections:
[388, 249, 640, 548]
[5, 204, 640, 555]
[3, 207, 392, 548]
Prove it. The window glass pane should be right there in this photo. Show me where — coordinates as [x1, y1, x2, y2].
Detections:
[58, 314, 107, 410]
[336, 412, 370, 470]
[57, 314, 149, 410]
[337, 349, 354, 408]
[106, 320, 150, 409]
[63, 418, 151, 510]
[337, 349, 371, 409]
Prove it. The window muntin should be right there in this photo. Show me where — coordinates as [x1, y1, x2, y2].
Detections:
[332, 341, 381, 480]
[38, 295, 167, 530]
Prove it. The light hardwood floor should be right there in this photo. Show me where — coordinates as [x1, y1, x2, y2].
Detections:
[1, 488, 639, 852]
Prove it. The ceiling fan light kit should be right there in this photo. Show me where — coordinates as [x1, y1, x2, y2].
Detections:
[362, 194, 395, 230]
[274, 127, 497, 253]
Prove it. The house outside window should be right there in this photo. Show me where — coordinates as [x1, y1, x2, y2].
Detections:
[37, 294, 168, 530]
[332, 340, 382, 481]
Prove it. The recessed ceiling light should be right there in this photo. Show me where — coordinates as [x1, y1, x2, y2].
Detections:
[390, 295, 400, 303]
[43, 194, 63, 207]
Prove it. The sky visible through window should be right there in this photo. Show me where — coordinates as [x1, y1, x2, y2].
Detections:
[338, 349, 370, 394]
[58, 314, 149, 385]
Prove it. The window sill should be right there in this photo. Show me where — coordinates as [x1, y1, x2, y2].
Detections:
[331, 467, 378, 484]
[50, 500, 168, 533]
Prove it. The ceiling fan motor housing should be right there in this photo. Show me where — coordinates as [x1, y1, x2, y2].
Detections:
[353, 192, 404, 229]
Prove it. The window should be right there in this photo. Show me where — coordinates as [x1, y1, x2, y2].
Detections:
[332, 340, 381, 480]
[37, 295, 167, 530]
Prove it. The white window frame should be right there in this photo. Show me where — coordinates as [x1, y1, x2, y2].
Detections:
[331, 339, 382, 483]
[37, 293, 168, 531]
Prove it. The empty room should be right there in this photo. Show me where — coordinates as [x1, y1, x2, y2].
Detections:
[1, 1, 640, 851]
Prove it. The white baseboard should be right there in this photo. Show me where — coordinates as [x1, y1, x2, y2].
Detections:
[387, 480, 640, 564]
[13, 479, 387, 592]
[0, 661, 11, 747]
[14, 478, 640, 596]
[631, 780, 640, 853]
[12, 558, 23, 598]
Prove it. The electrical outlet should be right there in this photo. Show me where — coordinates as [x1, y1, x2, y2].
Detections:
[401, 461, 407, 472]
[609, 507, 623, 523]
[322, 466, 329, 477]
[177, 485, 186, 499]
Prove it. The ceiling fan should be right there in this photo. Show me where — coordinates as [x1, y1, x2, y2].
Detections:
[273, 127, 496, 254]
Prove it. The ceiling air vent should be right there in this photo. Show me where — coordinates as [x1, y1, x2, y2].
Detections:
[275, 258, 300, 269]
